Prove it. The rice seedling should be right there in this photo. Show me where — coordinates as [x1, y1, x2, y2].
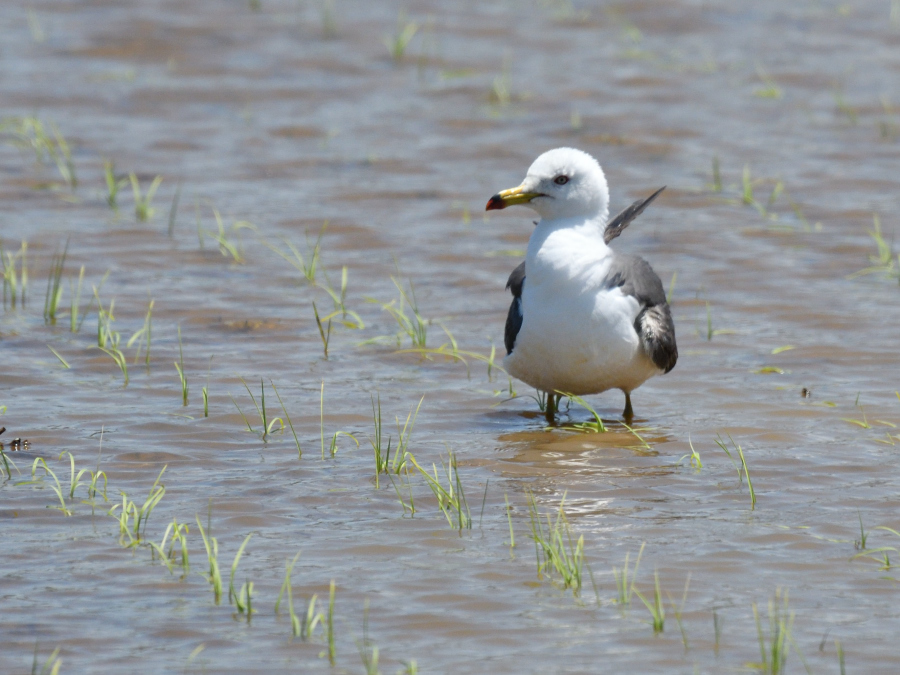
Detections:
[384, 16, 419, 62]
[715, 433, 756, 509]
[2, 117, 77, 188]
[130, 173, 163, 221]
[679, 438, 703, 469]
[99, 344, 129, 386]
[263, 222, 327, 284]
[713, 610, 721, 655]
[43, 241, 67, 324]
[505, 493, 516, 551]
[46, 345, 70, 369]
[739, 165, 773, 217]
[30, 644, 61, 675]
[326, 580, 337, 665]
[27, 457, 71, 515]
[526, 491, 585, 595]
[710, 156, 722, 192]
[233, 377, 284, 440]
[851, 523, 900, 572]
[270, 380, 301, 457]
[276, 552, 324, 639]
[562, 392, 606, 432]
[167, 183, 182, 237]
[666, 574, 692, 650]
[228, 533, 255, 619]
[103, 160, 127, 209]
[633, 571, 665, 633]
[369, 275, 430, 348]
[490, 54, 513, 106]
[393, 396, 422, 472]
[835, 638, 846, 674]
[26, 7, 45, 42]
[357, 600, 380, 675]
[94, 294, 128, 385]
[175, 325, 188, 405]
[613, 543, 645, 608]
[312, 301, 332, 358]
[409, 449, 471, 532]
[65, 265, 85, 332]
[387, 466, 416, 516]
[1, 240, 27, 309]
[59, 450, 90, 501]
[126, 299, 154, 368]
[320, 265, 365, 329]
[0, 441, 20, 480]
[109, 467, 167, 546]
[319, 0, 338, 38]
[149, 518, 190, 576]
[369, 394, 391, 487]
[753, 65, 783, 99]
[848, 214, 899, 283]
[319, 381, 358, 458]
[207, 208, 254, 263]
[833, 83, 858, 124]
[195, 515, 223, 604]
[749, 589, 799, 675]
[397, 324, 503, 381]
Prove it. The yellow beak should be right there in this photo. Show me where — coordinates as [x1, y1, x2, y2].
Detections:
[485, 185, 542, 211]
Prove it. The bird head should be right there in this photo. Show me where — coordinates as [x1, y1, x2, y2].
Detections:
[485, 147, 610, 222]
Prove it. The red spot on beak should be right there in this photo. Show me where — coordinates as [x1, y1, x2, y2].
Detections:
[485, 194, 506, 211]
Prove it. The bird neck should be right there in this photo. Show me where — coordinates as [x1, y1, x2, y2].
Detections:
[526, 215, 612, 276]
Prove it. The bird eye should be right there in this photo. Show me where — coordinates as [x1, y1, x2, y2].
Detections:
[553, 175, 569, 185]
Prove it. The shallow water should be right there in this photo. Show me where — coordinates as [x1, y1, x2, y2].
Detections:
[2, 0, 900, 672]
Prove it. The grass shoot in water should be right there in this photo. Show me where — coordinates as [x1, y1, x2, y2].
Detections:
[409, 448, 470, 532]
[103, 160, 127, 209]
[276, 552, 324, 639]
[562, 392, 607, 432]
[715, 433, 756, 509]
[126, 299, 154, 368]
[174, 325, 188, 405]
[195, 515, 223, 604]
[319, 381, 358, 458]
[228, 533, 255, 619]
[43, 241, 67, 325]
[270, 380, 301, 458]
[613, 543, 645, 609]
[149, 518, 190, 576]
[1, 240, 27, 310]
[27, 456, 71, 515]
[369, 393, 391, 487]
[750, 588, 801, 675]
[130, 173, 163, 222]
[632, 571, 665, 633]
[384, 15, 418, 62]
[526, 491, 588, 596]
[109, 466, 167, 546]
[326, 580, 337, 665]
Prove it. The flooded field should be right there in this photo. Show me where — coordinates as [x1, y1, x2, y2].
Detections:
[3, 0, 900, 672]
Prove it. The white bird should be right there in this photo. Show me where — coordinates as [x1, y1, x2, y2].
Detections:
[485, 147, 677, 423]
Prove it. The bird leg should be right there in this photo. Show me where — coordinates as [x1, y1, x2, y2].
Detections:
[622, 392, 634, 423]
[544, 392, 557, 425]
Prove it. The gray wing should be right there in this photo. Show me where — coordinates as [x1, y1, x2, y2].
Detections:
[604, 186, 665, 244]
[504, 261, 525, 355]
[603, 255, 678, 373]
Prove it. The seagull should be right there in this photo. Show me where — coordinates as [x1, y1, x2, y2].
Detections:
[485, 147, 677, 424]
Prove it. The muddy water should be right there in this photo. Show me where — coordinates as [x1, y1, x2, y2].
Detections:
[2, 0, 900, 672]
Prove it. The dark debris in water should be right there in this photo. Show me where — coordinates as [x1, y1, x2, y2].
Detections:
[0, 427, 29, 451]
